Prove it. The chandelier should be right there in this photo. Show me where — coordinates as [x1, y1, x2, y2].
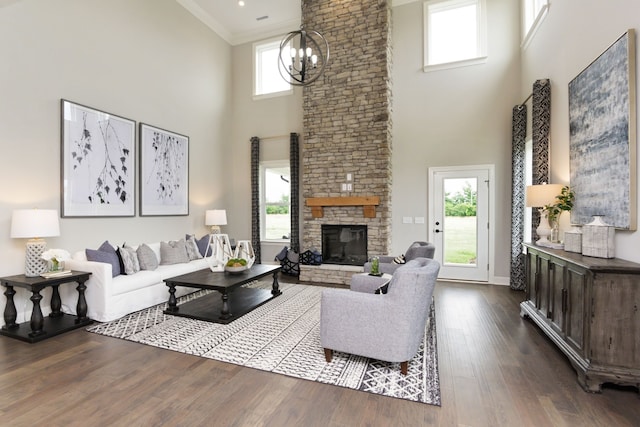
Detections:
[278, 26, 329, 86]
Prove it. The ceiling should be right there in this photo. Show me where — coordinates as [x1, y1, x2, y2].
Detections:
[176, 0, 414, 46]
[176, 0, 301, 46]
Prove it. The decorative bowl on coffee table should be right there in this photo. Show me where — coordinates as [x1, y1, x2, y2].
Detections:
[225, 265, 248, 274]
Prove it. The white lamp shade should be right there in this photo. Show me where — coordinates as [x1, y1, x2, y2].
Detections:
[205, 209, 227, 226]
[11, 209, 60, 239]
[525, 184, 563, 208]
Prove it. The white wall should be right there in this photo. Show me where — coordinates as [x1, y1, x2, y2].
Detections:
[521, 0, 640, 263]
[392, 0, 521, 281]
[0, 0, 232, 323]
[228, 38, 303, 262]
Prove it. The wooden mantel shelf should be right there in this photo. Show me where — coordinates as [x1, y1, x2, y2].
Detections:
[306, 196, 380, 218]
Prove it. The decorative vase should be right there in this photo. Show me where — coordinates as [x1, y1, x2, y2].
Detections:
[582, 216, 615, 258]
[49, 259, 62, 272]
[369, 256, 380, 276]
[563, 226, 582, 253]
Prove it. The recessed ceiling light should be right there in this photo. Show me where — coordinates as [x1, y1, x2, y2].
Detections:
[238, 0, 245, 6]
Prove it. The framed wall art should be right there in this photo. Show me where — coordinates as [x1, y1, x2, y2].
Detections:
[569, 29, 637, 230]
[139, 123, 189, 216]
[61, 99, 136, 217]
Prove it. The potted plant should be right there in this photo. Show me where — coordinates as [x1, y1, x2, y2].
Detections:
[544, 186, 575, 242]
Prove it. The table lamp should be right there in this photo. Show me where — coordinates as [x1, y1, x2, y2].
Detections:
[11, 209, 60, 277]
[205, 209, 227, 234]
[526, 184, 563, 247]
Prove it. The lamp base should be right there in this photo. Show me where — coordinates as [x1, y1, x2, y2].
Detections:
[25, 239, 48, 277]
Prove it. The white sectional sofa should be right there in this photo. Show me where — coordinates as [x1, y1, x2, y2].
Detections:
[62, 242, 210, 322]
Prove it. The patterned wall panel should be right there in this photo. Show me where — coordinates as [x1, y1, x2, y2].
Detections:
[510, 105, 527, 290]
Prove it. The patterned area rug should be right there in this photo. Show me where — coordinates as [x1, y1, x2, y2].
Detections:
[87, 282, 441, 406]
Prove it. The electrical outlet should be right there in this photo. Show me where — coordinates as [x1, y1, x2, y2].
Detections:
[346, 183, 353, 191]
[341, 183, 347, 191]
[346, 173, 352, 181]
[403, 216, 413, 224]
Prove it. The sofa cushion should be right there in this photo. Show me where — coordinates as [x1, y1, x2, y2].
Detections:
[136, 243, 159, 270]
[185, 235, 203, 260]
[111, 270, 164, 296]
[118, 246, 140, 275]
[86, 240, 121, 277]
[193, 235, 210, 257]
[160, 240, 190, 265]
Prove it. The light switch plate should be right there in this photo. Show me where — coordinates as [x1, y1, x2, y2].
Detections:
[414, 217, 425, 224]
[403, 216, 413, 224]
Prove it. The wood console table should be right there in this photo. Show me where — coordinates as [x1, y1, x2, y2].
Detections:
[521, 243, 640, 392]
[0, 271, 92, 343]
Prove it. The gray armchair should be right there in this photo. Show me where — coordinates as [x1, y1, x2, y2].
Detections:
[364, 241, 435, 275]
[321, 257, 440, 375]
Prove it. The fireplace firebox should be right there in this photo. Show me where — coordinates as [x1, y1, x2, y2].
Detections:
[321, 225, 367, 266]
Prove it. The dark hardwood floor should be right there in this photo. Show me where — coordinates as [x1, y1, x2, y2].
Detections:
[0, 280, 638, 426]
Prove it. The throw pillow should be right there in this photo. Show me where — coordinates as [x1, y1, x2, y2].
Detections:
[137, 243, 159, 270]
[191, 234, 210, 257]
[184, 234, 203, 260]
[392, 254, 406, 264]
[160, 240, 190, 265]
[274, 246, 288, 262]
[86, 240, 121, 277]
[118, 246, 140, 275]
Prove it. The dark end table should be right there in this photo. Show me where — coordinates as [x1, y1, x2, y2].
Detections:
[0, 271, 92, 343]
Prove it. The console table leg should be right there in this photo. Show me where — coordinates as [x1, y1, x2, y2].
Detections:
[166, 283, 178, 312]
[29, 291, 45, 338]
[2, 285, 18, 330]
[50, 284, 63, 318]
[219, 291, 231, 320]
[75, 280, 88, 323]
[271, 271, 281, 296]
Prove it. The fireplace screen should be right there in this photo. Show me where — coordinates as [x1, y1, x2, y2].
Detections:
[321, 225, 367, 266]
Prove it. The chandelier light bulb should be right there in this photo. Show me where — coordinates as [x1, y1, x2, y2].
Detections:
[298, 48, 304, 58]
[290, 47, 297, 58]
[311, 54, 318, 66]
[306, 47, 312, 57]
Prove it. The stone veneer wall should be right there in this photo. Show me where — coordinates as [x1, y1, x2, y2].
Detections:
[301, 0, 393, 270]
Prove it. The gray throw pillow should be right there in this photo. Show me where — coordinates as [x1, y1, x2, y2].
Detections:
[185, 235, 203, 260]
[137, 243, 158, 270]
[160, 240, 190, 265]
[86, 240, 121, 277]
[118, 246, 140, 275]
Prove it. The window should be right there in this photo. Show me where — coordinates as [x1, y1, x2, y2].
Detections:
[521, 0, 548, 48]
[261, 161, 291, 241]
[423, 0, 487, 72]
[253, 38, 292, 99]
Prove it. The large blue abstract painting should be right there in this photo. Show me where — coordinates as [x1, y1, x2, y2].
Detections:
[569, 30, 636, 230]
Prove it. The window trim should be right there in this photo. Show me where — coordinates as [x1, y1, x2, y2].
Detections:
[260, 160, 291, 243]
[521, 0, 549, 49]
[423, 0, 488, 73]
[253, 37, 293, 100]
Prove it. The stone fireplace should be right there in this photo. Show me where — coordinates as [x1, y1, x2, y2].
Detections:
[299, 0, 393, 285]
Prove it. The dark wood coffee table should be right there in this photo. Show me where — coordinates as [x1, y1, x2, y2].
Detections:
[163, 264, 281, 324]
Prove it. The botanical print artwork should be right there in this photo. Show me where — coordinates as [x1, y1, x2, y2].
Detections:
[569, 30, 636, 230]
[61, 100, 135, 217]
[140, 124, 189, 216]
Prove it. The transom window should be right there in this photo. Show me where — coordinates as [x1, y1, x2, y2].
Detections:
[423, 0, 487, 72]
[521, 0, 549, 48]
[253, 38, 292, 99]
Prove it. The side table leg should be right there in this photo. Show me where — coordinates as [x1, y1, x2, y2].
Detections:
[166, 283, 178, 312]
[2, 285, 18, 330]
[219, 291, 232, 320]
[75, 279, 88, 323]
[29, 291, 45, 338]
[271, 271, 282, 296]
[50, 284, 63, 318]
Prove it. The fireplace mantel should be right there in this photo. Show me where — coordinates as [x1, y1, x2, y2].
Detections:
[306, 196, 380, 218]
